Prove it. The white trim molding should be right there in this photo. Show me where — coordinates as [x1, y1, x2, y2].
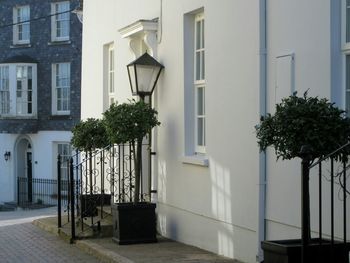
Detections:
[119, 19, 158, 58]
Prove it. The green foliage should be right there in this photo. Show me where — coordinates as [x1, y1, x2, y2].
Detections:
[256, 92, 350, 161]
[71, 118, 109, 152]
[103, 100, 160, 144]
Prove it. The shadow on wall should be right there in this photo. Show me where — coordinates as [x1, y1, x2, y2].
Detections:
[157, 155, 243, 259]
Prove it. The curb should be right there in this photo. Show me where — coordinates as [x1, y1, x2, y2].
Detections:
[76, 240, 134, 263]
[32, 219, 58, 236]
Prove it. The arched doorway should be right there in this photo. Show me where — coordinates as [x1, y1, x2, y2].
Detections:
[15, 136, 33, 203]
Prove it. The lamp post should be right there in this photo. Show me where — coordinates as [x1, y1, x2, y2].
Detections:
[127, 52, 164, 201]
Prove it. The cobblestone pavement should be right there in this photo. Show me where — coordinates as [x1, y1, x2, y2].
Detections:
[0, 208, 101, 263]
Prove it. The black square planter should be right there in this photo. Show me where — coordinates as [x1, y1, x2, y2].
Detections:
[81, 194, 111, 217]
[262, 238, 349, 263]
[112, 202, 157, 245]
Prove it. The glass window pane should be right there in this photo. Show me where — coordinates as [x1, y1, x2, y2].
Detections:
[347, 0, 350, 42]
[196, 20, 201, 50]
[28, 79, 32, 90]
[346, 91, 350, 116]
[347, 56, 350, 116]
[202, 20, 205, 48]
[201, 51, 205, 80]
[196, 52, 201, 80]
[197, 87, 204, 115]
[197, 118, 204, 146]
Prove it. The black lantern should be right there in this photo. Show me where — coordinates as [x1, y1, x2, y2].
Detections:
[4, 151, 10, 161]
[127, 52, 164, 99]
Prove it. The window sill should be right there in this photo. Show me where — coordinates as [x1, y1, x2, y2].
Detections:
[0, 115, 37, 120]
[10, 44, 31, 49]
[48, 40, 71, 46]
[181, 155, 209, 167]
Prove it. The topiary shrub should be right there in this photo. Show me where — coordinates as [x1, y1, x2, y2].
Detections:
[71, 118, 109, 153]
[256, 92, 350, 161]
[255, 91, 350, 245]
[103, 100, 160, 203]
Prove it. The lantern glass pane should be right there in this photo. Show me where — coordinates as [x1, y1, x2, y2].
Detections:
[127, 65, 137, 95]
[135, 64, 160, 94]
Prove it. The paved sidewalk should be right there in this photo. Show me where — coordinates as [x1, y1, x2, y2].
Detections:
[0, 208, 101, 263]
[34, 216, 242, 263]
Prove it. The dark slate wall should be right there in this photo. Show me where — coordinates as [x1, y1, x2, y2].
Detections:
[0, 0, 82, 133]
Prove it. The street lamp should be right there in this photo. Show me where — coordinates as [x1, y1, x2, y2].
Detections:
[127, 52, 164, 202]
[127, 52, 164, 100]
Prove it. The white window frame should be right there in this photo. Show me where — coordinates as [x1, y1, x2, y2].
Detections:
[342, 0, 350, 116]
[55, 143, 72, 190]
[13, 5, 30, 45]
[52, 63, 71, 115]
[194, 13, 206, 154]
[0, 63, 37, 117]
[16, 65, 34, 116]
[51, 1, 70, 42]
[108, 44, 115, 106]
[0, 66, 10, 115]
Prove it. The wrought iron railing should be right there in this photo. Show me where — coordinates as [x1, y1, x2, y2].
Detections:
[57, 143, 151, 241]
[300, 143, 350, 262]
[17, 177, 65, 208]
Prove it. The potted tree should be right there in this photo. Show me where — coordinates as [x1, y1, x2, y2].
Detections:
[71, 118, 110, 217]
[103, 100, 160, 244]
[256, 92, 350, 263]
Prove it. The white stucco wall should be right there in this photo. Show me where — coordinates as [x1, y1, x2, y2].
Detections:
[82, 1, 261, 262]
[81, 0, 350, 262]
[265, 0, 350, 242]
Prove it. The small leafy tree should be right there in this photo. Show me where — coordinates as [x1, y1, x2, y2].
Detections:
[256, 92, 350, 161]
[103, 100, 160, 204]
[255, 92, 350, 244]
[71, 118, 109, 153]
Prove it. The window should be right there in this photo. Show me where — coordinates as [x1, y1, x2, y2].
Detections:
[13, 5, 30, 44]
[57, 143, 71, 189]
[0, 66, 10, 114]
[52, 63, 70, 115]
[16, 66, 33, 115]
[51, 1, 70, 41]
[0, 64, 37, 117]
[344, 0, 350, 115]
[108, 45, 115, 106]
[194, 13, 205, 153]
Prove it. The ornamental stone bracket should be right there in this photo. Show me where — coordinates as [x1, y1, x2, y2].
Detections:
[119, 19, 159, 59]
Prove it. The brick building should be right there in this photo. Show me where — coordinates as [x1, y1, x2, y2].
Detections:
[0, 0, 82, 204]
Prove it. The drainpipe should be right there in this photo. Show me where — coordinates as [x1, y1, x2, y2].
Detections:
[257, 0, 267, 262]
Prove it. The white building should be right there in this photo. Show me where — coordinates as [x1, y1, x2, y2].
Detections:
[81, 1, 349, 262]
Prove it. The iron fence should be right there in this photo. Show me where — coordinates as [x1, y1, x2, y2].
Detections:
[57, 143, 152, 240]
[17, 177, 68, 208]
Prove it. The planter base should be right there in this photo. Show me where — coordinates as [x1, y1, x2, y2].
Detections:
[262, 238, 349, 263]
[112, 202, 157, 245]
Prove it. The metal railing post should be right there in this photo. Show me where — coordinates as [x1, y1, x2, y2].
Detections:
[57, 154, 62, 228]
[69, 157, 75, 243]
